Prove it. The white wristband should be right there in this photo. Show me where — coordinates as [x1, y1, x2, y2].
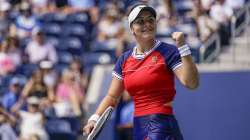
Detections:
[88, 114, 100, 122]
[178, 44, 191, 57]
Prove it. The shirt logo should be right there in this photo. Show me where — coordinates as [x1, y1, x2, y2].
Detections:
[151, 56, 157, 63]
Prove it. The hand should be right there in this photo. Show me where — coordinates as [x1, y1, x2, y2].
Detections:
[83, 120, 96, 136]
[171, 32, 185, 47]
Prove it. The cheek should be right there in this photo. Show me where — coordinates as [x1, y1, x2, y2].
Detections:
[150, 22, 157, 31]
[134, 28, 141, 33]
[132, 26, 142, 34]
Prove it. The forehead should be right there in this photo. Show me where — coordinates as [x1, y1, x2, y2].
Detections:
[136, 10, 154, 18]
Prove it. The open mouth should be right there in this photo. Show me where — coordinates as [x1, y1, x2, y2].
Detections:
[142, 29, 153, 33]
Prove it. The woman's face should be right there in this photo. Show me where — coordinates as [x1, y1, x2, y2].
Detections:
[33, 70, 43, 83]
[28, 104, 39, 113]
[35, 33, 44, 44]
[131, 10, 156, 41]
[0, 41, 9, 52]
[70, 61, 80, 71]
[9, 37, 19, 49]
[62, 70, 75, 84]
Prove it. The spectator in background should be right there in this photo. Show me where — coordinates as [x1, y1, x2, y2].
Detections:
[14, 97, 49, 140]
[0, 104, 17, 140]
[0, 35, 21, 76]
[25, 28, 58, 64]
[2, 77, 22, 112]
[0, 40, 16, 76]
[12, 2, 39, 39]
[52, 0, 69, 11]
[69, 58, 88, 93]
[0, 1, 11, 42]
[225, 0, 244, 12]
[156, 0, 178, 34]
[191, 0, 219, 41]
[68, 0, 99, 23]
[200, 0, 215, 13]
[95, 3, 126, 56]
[54, 69, 84, 117]
[20, 69, 55, 111]
[210, 0, 233, 45]
[39, 60, 58, 90]
[30, 0, 49, 15]
[4, 35, 22, 66]
[210, 0, 233, 24]
[8, 0, 22, 6]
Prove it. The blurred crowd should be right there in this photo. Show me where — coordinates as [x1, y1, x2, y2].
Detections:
[0, 0, 247, 140]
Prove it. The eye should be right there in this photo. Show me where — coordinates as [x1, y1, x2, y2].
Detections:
[147, 17, 155, 23]
[134, 18, 144, 25]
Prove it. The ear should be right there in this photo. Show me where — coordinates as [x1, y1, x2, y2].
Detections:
[131, 27, 136, 35]
[132, 31, 135, 35]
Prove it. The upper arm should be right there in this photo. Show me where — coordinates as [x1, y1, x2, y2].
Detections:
[22, 80, 33, 97]
[107, 77, 124, 99]
[47, 87, 55, 101]
[109, 53, 127, 99]
[158, 44, 182, 71]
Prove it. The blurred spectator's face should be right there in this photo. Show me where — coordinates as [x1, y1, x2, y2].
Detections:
[28, 104, 39, 113]
[70, 61, 81, 71]
[106, 14, 116, 22]
[41, 68, 51, 74]
[62, 70, 75, 83]
[105, 8, 118, 22]
[0, 41, 8, 52]
[217, 0, 225, 4]
[131, 11, 156, 40]
[33, 70, 43, 83]
[8, 37, 19, 49]
[164, 0, 171, 4]
[35, 33, 45, 45]
[0, 114, 5, 123]
[10, 84, 20, 93]
[0, 10, 9, 17]
[21, 8, 32, 17]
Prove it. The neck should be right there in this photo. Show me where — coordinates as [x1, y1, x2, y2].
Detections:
[136, 38, 155, 54]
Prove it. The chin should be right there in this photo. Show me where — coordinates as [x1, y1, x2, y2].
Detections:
[141, 34, 155, 40]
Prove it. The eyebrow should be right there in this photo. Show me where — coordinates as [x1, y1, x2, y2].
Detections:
[135, 15, 155, 19]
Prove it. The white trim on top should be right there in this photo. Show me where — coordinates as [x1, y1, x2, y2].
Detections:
[112, 71, 123, 80]
[132, 40, 161, 59]
[172, 62, 183, 71]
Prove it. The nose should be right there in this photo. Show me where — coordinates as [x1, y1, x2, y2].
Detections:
[144, 21, 152, 27]
[142, 22, 154, 31]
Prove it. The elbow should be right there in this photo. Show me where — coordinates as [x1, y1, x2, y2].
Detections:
[182, 78, 199, 90]
[187, 82, 199, 90]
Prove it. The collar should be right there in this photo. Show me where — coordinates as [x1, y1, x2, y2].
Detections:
[132, 40, 161, 59]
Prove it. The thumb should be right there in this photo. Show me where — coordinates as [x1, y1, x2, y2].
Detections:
[171, 32, 178, 41]
[171, 32, 185, 41]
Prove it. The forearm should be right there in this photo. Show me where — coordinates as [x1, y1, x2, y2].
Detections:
[48, 88, 56, 102]
[10, 99, 24, 113]
[95, 94, 120, 116]
[180, 55, 199, 89]
[0, 108, 16, 125]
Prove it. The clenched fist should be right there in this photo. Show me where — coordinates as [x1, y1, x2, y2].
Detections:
[171, 32, 185, 48]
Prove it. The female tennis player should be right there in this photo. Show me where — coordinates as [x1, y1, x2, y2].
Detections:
[83, 4, 199, 140]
